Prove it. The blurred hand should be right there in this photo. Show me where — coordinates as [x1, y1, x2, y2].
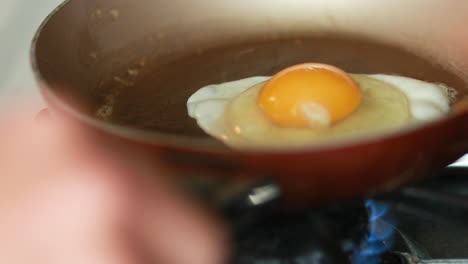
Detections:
[0, 108, 228, 264]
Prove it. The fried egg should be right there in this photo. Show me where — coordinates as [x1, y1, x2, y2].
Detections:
[187, 63, 451, 149]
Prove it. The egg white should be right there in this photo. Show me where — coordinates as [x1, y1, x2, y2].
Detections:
[187, 74, 450, 148]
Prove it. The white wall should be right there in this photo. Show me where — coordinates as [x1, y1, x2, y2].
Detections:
[0, 0, 63, 107]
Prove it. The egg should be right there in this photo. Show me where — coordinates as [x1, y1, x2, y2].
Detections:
[187, 64, 451, 149]
[258, 63, 362, 128]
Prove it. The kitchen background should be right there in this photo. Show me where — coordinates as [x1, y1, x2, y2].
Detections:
[1, 0, 467, 165]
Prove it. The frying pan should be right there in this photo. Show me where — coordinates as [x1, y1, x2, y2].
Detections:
[31, 0, 468, 206]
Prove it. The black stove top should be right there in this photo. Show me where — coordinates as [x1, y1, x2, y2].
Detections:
[395, 208, 468, 259]
[220, 166, 468, 264]
[233, 202, 367, 264]
[232, 200, 393, 264]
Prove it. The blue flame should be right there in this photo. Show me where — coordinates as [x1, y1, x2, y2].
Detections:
[352, 200, 395, 264]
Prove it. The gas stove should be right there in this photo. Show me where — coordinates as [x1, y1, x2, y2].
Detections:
[219, 166, 468, 264]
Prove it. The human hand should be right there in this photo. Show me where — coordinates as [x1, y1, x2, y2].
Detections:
[0, 107, 228, 264]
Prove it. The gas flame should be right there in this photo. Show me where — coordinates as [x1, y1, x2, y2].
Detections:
[353, 200, 395, 264]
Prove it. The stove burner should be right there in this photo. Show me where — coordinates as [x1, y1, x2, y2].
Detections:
[232, 202, 369, 264]
[223, 167, 468, 264]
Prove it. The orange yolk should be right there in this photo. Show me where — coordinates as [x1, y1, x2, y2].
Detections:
[257, 63, 362, 128]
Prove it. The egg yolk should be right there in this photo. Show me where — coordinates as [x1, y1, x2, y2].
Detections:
[258, 63, 362, 128]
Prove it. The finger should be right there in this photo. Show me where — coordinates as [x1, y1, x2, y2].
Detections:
[135, 173, 230, 264]
[102, 148, 230, 264]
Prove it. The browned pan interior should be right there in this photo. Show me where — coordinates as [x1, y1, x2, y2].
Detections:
[100, 36, 467, 137]
[36, 35, 467, 140]
[33, 0, 468, 151]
